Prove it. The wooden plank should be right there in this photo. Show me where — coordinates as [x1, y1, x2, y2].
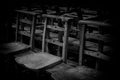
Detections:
[16, 10, 39, 15]
[19, 31, 31, 37]
[86, 33, 111, 43]
[82, 15, 97, 20]
[85, 41, 98, 51]
[84, 50, 110, 61]
[42, 18, 47, 52]
[47, 25, 64, 31]
[49, 32, 58, 39]
[19, 29, 43, 36]
[20, 19, 32, 25]
[103, 45, 112, 52]
[46, 39, 63, 47]
[45, 30, 50, 53]
[68, 37, 79, 46]
[62, 13, 78, 18]
[30, 15, 36, 49]
[20, 19, 44, 25]
[81, 8, 97, 14]
[15, 13, 20, 41]
[79, 25, 86, 65]
[71, 27, 80, 31]
[42, 14, 72, 20]
[79, 20, 110, 26]
[47, 10, 57, 14]
[62, 21, 69, 63]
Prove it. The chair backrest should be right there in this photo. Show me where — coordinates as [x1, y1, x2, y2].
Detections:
[15, 10, 39, 49]
[42, 14, 72, 63]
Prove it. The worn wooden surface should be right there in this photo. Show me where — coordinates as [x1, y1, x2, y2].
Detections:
[52, 67, 102, 80]
[62, 21, 69, 63]
[15, 51, 62, 69]
[47, 63, 102, 80]
[0, 42, 30, 54]
[16, 10, 39, 15]
[79, 25, 86, 65]
[79, 20, 110, 27]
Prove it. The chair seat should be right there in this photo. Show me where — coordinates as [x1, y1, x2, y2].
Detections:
[0, 42, 30, 54]
[15, 51, 62, 70]
[51, 66, 102, 80]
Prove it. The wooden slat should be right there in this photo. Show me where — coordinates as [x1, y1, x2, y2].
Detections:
[19, 31, 31, 37]
[62, 21, 69, 63]
[20, 19, 32, 24]
[86, 33, 111, 43]
[19, 29, 43, 37]
[47, 25, 64, 31]
[82, 15, 97, 20]
[79, 25, 86, 65]
[20, 19, 44, 25]
[71, 27, 80, 31]
[30, 15, 36, 49]
[79, 20, 110, 26]
[42, 18, 47, 52]
[15, 13, 20, 41]
[84, 50, 110, 61]
[15, 25, 43, 34]
[81, 8, 97, 14]
[62, 13, 78, 18]
[16, 10, 39, 15]
[43, 14, 72, 20]
[46, 39, 63, 47]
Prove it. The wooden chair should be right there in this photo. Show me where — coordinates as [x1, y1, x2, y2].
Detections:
[14, 13, 72, 79]
[0, 9, 39, 54]
[78, 20, 111, 69]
